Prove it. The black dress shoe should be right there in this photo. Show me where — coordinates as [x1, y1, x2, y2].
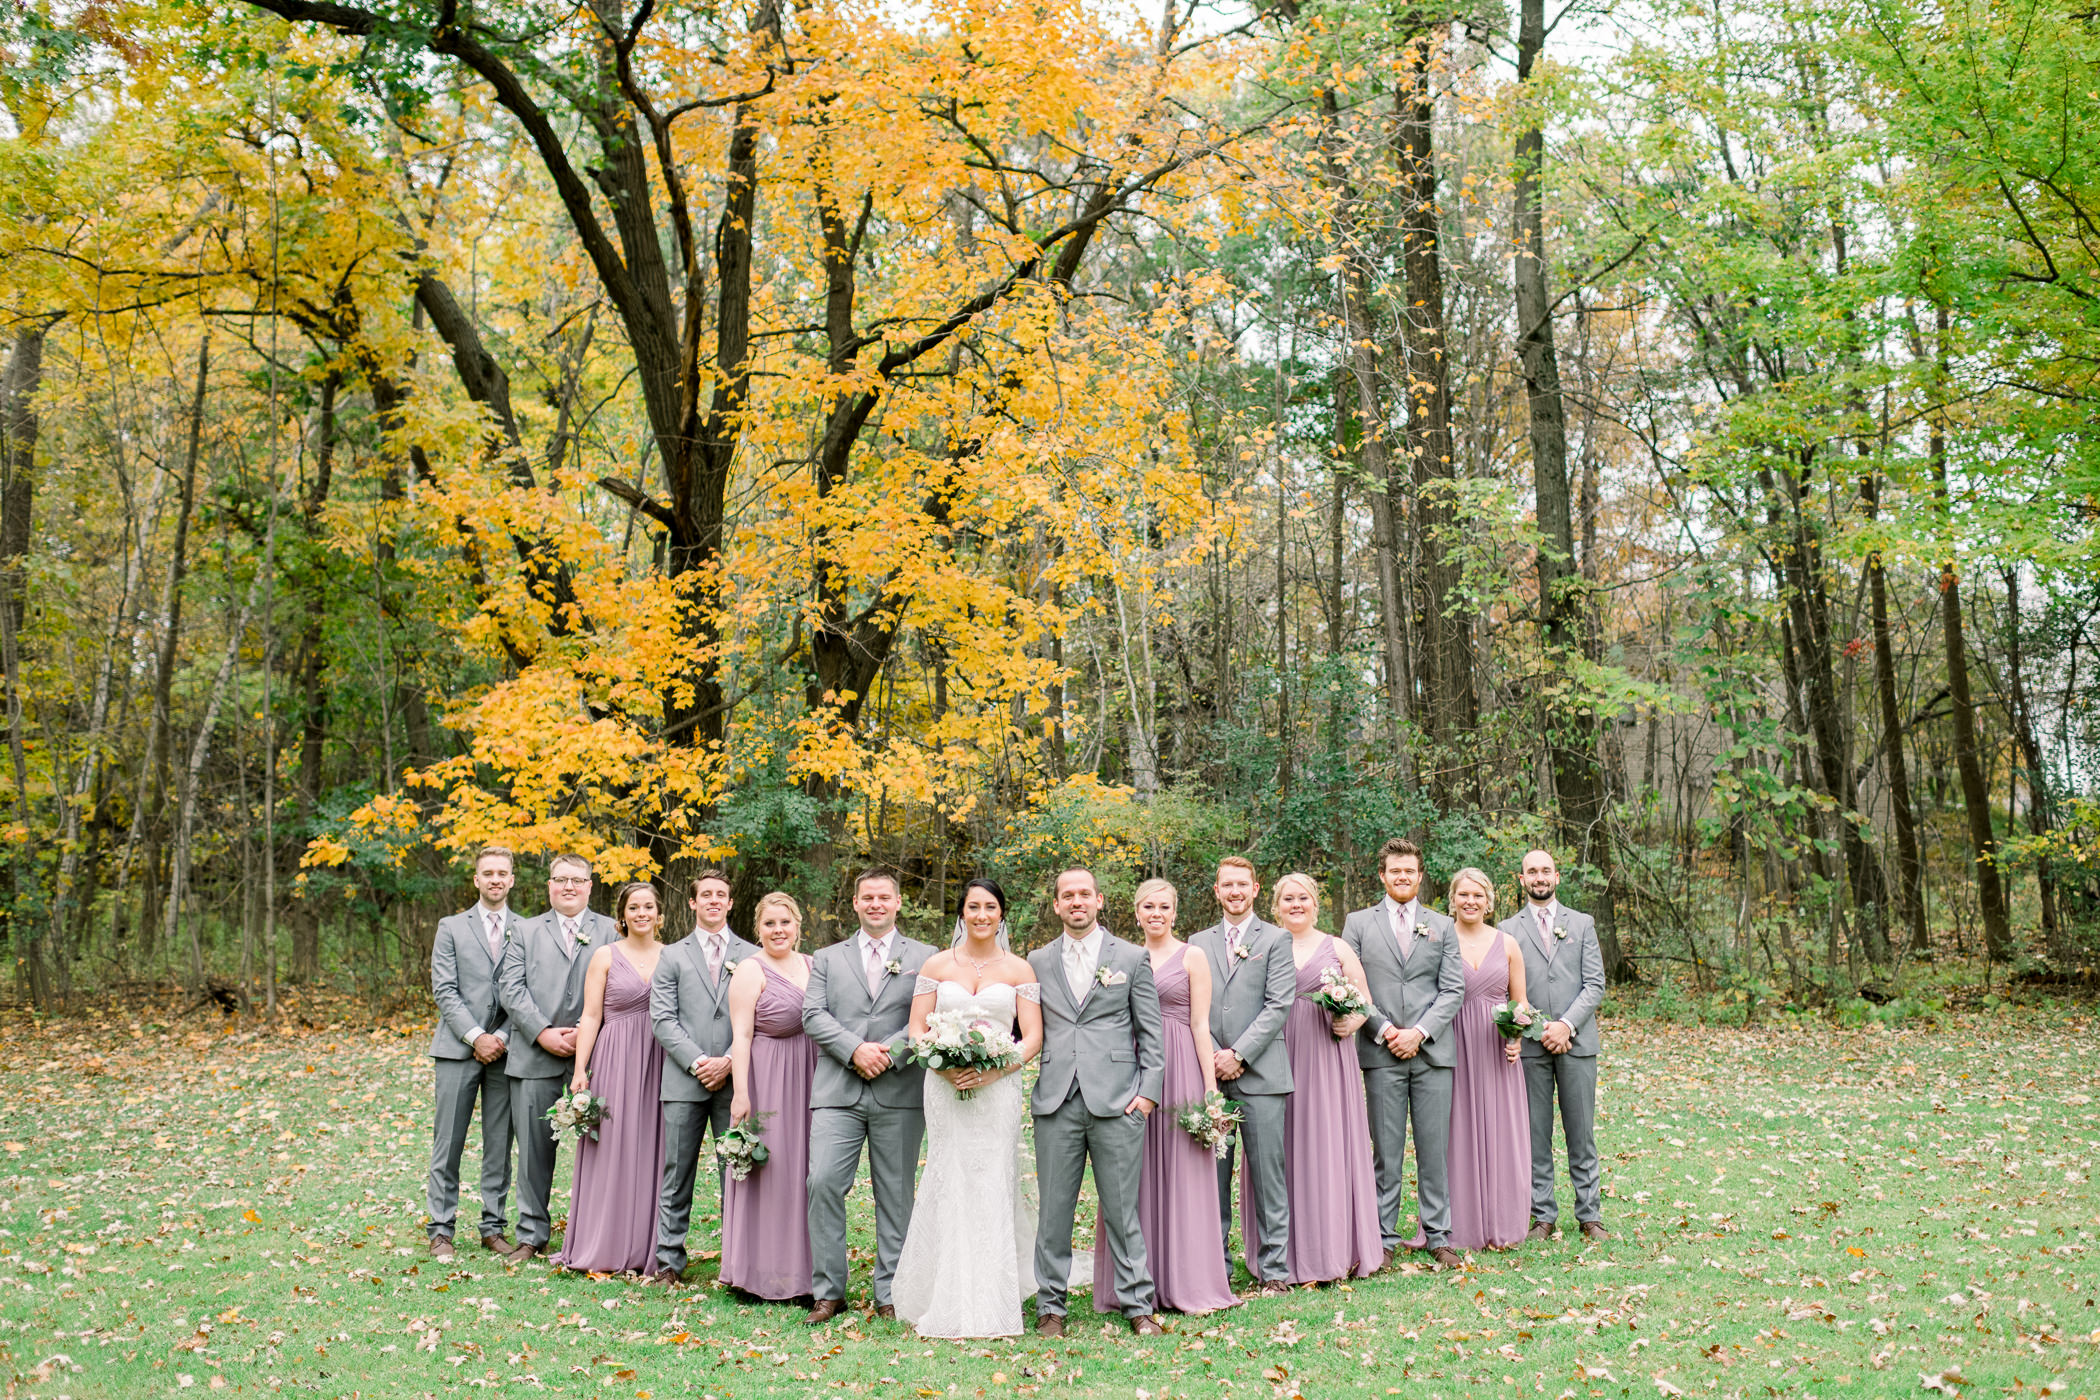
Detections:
[806, 1299, 843, 1326]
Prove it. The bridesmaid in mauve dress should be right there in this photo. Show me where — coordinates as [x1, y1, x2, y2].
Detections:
[1255, 872, 1383, 1285]
[1441, 868, 1531, 1250]
[562, 883, 668, 1273]
[719, 891, 818, 1302]
[1098, 880, 1239, 1315]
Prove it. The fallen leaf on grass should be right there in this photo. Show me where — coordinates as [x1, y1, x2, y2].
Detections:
[1920, 1370, 1967, 1393]
[1654, 1379, 1685, 1397]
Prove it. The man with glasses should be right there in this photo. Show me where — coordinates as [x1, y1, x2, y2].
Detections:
[497, 852, 617, 1262]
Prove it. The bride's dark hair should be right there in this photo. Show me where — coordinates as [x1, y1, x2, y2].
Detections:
[957, 877, 1008, 917]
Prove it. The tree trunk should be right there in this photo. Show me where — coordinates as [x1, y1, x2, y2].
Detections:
[1394, 31, 1476, 802]
[1927, 309, 2012, 961]
[1997, 564, 2062, 956]
[1512, 0, 1627, 982]
[0, 329, 48, 1003]
[1864, 473, 1927, 955]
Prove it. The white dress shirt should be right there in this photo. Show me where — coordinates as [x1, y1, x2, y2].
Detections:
[1061, 924, 1105, 1002]
[858, 928, 896, 992]
[464, 903, 511, 1046]
[1381, 895, 1429, 1043]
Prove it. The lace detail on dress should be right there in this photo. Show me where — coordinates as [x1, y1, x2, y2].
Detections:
[1016, 981, 1041, 1003]
[892, 981, 1036, 1338]
[914, 974, 940, 996]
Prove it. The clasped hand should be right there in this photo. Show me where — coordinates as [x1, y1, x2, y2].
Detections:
[1380, 1024, 1424, 1059]
[850, 1042, 893, 1079]
[537, 1026, 578, 1058]
[692, 1054, 732, 1090]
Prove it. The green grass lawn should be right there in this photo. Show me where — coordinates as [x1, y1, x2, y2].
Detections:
[0, 1000, 2092, 1399]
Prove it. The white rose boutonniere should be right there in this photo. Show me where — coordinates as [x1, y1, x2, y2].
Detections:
[1231, 943, 1253, 962]
[1095, 966, 1128, 988]
[722, 958, 740, 975]
[573, 925, 592, 947]
[884, 958, 903, 977]
[1553, 924, 1569, 942]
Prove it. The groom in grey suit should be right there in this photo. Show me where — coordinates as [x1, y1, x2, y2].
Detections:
[1503, 848, 1608, 1242]
[495, 852, 618, 1262]
[1342, 837, 1466, 1270]
[425, 846, 521, 1262]
[1185, 855, 1294, 1292]
[646, 869, 760, 1283]
[802, 869, 936, 1324]
[1028, 869, 1166, 1337]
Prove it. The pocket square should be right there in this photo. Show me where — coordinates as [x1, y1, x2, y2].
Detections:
[1094, 967, 1128, 987]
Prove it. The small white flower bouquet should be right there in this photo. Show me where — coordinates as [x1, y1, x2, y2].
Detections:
[1175, 1090, 1243, 1159]
[717, 1113, 772, 1181]
[904, 1008, 1021, 1099]
[544, 1089, 610, 1142]
[1307, 965, 1372, 1019]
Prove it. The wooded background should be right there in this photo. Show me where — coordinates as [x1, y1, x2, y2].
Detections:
[2, 0, 2094, 1013]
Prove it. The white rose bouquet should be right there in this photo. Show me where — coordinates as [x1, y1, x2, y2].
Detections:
[543, 1089, 610, 1142]
[1491, 1000, 1547, 1041]
[716, 1113, 772, 1181]
[904, 1008, 1021, 1100]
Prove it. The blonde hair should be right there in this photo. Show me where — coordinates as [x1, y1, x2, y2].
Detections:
[753, 891, 803, 931]
[1270, 871, 1320, 916]
[1133, 878, 1178, 911]
[1448, 867, 1495, 908]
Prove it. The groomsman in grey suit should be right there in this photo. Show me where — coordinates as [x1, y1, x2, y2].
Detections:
[801, 870, 936, 1324]
[1503, 849, 1609, 1242]
[1028, 869, 1166, 1337]
[425, 845, 521, 1263]
[1342, 837, 1466, 1270]
[645, 869, 760, 1284]
[1185, 855, 1294, 1293]
[495, 852, 617, 1262]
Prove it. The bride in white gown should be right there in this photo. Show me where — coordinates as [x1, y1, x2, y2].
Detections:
[892, 879, 1043, 1338]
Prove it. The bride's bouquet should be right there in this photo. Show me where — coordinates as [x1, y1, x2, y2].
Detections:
[1491, 1000, 1547, 1041]
[1307, 965, 1373, 1020]
[543, 1088, 610, 1142]
[904, 1009, 1021, 1100]
[1174, 1090, 1242, 1158]
[716, 1113, 772, 1181]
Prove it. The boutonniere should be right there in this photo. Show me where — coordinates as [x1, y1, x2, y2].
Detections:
[1094, 966, 1128, 987]
[1553, 924, 1569, 942]
[884, 958, 903, 976]
[1231, 943, 1253, 962]
[572, 926, 592, 947]
[722, 958, 740, 975]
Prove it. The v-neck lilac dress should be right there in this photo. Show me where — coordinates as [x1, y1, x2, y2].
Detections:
[1444, 938, 1532, 1249]
[1098, 946, 1239, 1314]
[719, 960, 816, 1299]
[1260, 937, 1382, 1284]
[561, 948, 666, 1272]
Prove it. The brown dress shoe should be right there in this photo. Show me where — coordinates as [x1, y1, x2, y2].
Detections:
[1429, 1246, 1462, 1270]
[428, 1236, 455, 1262]
[805, 1299, 843, 1326]
[1257, 1280, 1291, 1297]
[1525, 1220, 1553, 1243]
[1579, 1221, 1610, 1241]
[1132, 1315, 1166, 1336]
[480, 1234, 512, 1253]
[874, 1304, 896, 1321]
[504, 1242, 544, 1263]
[643, 1267, 683, 1287]
[1036, 1314, 1065, 1338]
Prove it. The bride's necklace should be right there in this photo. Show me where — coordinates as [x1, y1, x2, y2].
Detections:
[957, 945, 999, 972]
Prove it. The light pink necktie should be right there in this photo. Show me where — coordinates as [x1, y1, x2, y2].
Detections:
[706, 933, 725, 982]
[487, 912, 503, 961]
[561, 916, 579, 959]
[1396, 905, 1415, 961]
[866, 939, 885, 992]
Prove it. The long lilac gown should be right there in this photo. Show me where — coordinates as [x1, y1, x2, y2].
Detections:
[718, 959, 816, 1300]
[1254, 936, 1381, 1284]
[1445, 937, 1532, 1249]
[562, 948, 666, 1272]
[1098, 946, 1239, 1314]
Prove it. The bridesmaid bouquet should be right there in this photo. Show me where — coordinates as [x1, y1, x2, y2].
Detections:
[543, 1089, 610, 1142]
[1307, 965, 1372, 1019]
[717, 1114, 772, 1180]
[1491, 1000, 1547, 1041]
[904, 1009, 1020, 1099]
[1174, 1090, 1242, 1158]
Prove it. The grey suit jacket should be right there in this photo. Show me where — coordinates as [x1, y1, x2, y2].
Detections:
[1342, 903, 1466, 1071]
[802, 934, 937, 1110]
[1502, 906, 1606, 1057]
[650, 929, 762, 1103]
[1185, 917, 1295, 1095]
[429, 905, 517, 1060]
[1028, 934, 1166, 1117]
[496, 908, 619, 1079]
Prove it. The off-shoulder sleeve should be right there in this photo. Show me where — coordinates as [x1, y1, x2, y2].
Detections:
[914, 974, 940, 996]
[1016, 982, 1041, 1003]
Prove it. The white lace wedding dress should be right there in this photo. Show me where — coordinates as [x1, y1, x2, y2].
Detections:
[892, 979, 1040, 1338]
